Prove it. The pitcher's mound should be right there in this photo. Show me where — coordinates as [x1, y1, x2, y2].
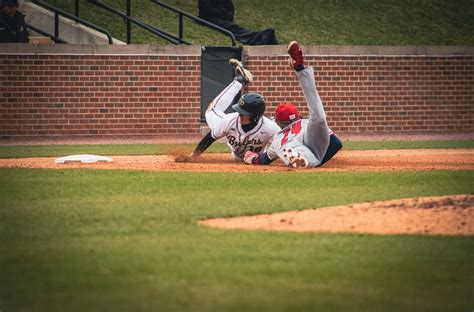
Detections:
[199, 194, 474, 236]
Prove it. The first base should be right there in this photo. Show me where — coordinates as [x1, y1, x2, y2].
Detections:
[55, 154, 113, 164]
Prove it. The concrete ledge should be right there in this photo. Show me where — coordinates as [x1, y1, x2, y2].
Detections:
[1, 44, 473, 56]
[245, 45, 474, 56]
[20, 1, 125, 45]
[0, 44, 202, 55]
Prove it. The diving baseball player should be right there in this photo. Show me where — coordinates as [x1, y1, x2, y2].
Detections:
[191, 59, 280, 161]
[244, 41, 343, 168]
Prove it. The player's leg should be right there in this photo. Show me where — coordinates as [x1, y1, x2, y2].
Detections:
[205, 59, 253, 128]
[297, 67, 330, 163]
[288, 41, 330, 164]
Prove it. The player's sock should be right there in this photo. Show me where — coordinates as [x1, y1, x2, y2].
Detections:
[295, 64, 305, 71]
[234, 75, 247, 85]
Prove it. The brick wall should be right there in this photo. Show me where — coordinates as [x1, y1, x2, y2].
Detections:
[247, 53, 473, 133]
[1, 44, 473, 138]
[0, 45, 201, 138]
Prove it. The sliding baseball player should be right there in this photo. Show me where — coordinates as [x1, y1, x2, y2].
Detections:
[190, 59, 280, 161]
[244, 41, 343, 168]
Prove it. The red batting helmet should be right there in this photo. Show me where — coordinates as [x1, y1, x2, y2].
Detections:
[275, 102, 299, 127]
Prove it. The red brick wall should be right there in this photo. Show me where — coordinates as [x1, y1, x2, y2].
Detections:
[247, 55, 473, 133]
[1, 48, 201, 138]
[1, 45, 472, 138]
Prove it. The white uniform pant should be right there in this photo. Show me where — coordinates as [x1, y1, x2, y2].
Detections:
[205, 80, 242, 130]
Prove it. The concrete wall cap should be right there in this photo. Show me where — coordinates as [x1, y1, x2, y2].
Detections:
[244, 45, 474, 57]
[1, 44, 472, 56]
[0, 43, 202, 55]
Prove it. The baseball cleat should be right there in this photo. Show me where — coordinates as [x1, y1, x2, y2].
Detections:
[287, 41, 304, 71]
[229, 58, 253, 84]
[282, 147, 309, 168]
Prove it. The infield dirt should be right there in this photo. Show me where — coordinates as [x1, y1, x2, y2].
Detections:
[1, 149, 473, 172]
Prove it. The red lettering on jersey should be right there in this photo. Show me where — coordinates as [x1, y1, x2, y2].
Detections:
[280, 120, 302, 145]
[291, 120, 301, 134]
[281, 129, 290, 145]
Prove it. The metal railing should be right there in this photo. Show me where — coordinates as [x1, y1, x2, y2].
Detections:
[151, 0, 236, 46]
[87, 0, 188, 45]
[31, 0, 113, 44]
[31, 0, 236, 46]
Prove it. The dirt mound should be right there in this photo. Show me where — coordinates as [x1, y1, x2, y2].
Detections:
[200, 195, 474, 236]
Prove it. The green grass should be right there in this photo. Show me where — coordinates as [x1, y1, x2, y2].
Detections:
[0, 140, 472, 158]
[0, 168, 473, 311]
[0, 143, 224, 158]
[41, 0, 474, 45]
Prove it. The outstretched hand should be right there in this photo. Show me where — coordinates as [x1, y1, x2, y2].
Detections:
[244, 151, 258, 165]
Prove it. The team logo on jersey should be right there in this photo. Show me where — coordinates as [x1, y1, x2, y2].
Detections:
[227, 135, 263, 150]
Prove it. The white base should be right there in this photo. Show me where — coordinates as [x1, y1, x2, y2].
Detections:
[55, 154, 113, 164]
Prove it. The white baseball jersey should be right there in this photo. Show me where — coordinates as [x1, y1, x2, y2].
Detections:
[205, 80, 280, 161]
[266, 119, 333, 167]
[266, 67, 332, 167]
